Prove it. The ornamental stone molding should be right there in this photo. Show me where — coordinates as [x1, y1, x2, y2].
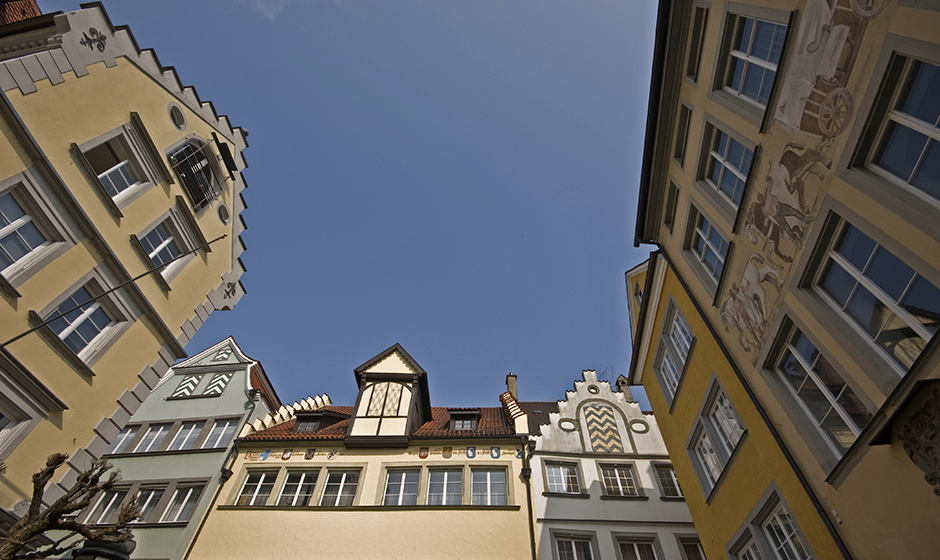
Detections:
[898, 388, 940, 496]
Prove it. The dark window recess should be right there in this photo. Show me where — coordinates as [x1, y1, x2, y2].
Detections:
[674, 104, 692, 165]
[687, 7, 709, 81]
[664, 182, 679, 233]
[169, 143, 217, 211]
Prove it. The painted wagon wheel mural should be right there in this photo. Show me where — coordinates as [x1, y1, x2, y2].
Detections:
[818, 87, 854, 138]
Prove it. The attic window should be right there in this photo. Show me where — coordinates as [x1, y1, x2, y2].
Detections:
[534, 410, 543, 414]
[295, 420, 318, 432]
[449, 409, 480, 431]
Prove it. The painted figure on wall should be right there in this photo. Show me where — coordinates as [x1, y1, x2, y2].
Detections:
[720, 254, 783, 351]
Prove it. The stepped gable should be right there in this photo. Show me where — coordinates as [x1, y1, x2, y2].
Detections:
[517, 401, 559, 436]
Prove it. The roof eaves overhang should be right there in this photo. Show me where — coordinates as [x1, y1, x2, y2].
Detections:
[636, 0, 692, 247]
[627, 251, 663, 385]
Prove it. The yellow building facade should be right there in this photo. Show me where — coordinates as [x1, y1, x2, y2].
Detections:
[188, 344, 534, 560]
[631, 0, 940, 558]
[0, 3, 250, 522]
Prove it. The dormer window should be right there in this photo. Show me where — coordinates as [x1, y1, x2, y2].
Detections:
[294, 410, 349, 433]
[449, 409, 480, 431]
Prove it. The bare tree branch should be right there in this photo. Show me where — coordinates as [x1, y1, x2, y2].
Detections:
[0, 453, 140, 560]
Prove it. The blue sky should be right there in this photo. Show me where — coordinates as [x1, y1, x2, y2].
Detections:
[41, 0, 657, 410]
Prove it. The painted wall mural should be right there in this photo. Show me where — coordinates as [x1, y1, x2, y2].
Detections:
[720, 0, 892, 352]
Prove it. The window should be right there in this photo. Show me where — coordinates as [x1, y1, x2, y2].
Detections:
[428, 469, 462, 505]
[674, 104, 692, 166]
[139, 220, 183, 272]
[546, 463, 581, 494]
[602, 465, 639, 496]
[686, 6, 709, 82]
[134, 423, 171, 453]
[202, 419, 238, 449]
[320, 470, 360, 507]
[237, 471, 278, 506]
[815, 221, 940, 372]
[703, 125, 754, 207]
[733, 494, 814, 560]
[277, 470, 319, 506]
[0, 191, 48, 274]
[83, 136, 145, 200]
[619, 541, 657, 560]
[720, 15, 787, 107]
[454, 418, 472, 430]
[761, 503, 813, 560]
[655, 465, 683, 498]
[132, 487, 166, 523]
[689, 384, 745, 494]
[366, 382, 404, 416]
[167, 421, 205, 451]
[867, 57, 940, 203]
[383, 469, 419, 506]
[45, 285, 114, 357]
[664, 182, 679, 233]
[169, 141, 219, 212]
[654, 303, 695, 403]
[633, 281, 644, 307]
[558, 538, 594, 560]
[87, 489, 128, 524]
[471, 468, 507, 505]
[160, 485, 203, 523]
[774, 325, 873, 454]
[681, 540, 706, 560]
[106, 425, 139, 455]
[689, 209, 730, 282]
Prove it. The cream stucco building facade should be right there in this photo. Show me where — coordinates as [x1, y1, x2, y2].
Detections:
[0, 2, 251, 528]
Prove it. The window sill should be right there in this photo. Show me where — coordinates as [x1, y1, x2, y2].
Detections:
[218, 504, 521, 511]
[127, 521, 188, 528]
[600, 494, 648, 501]
[659, 496, 686, 502]
[105, 447, 226, 459]
[166, 393, 222, 401]
[542, 492, 590, 499]
[27, 310, 95, 377]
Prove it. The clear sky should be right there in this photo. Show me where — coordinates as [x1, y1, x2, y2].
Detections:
[40, 0, 658, 410]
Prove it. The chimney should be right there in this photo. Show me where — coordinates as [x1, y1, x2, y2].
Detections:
[506, 373, 517, 399]
[616, 375, 633, 401]
[0, 1, 41, 25]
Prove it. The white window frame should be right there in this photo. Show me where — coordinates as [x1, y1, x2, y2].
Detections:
[131, 486, 166, 523]
[427, 468, 463, 506]
[771, 322, 874, 456]
[202, 418, 238, 449]
[319, 469, 360, 507]
[688, 208, 730, 283]
[87, 488, 128, 525]
[618, 539, 659, 560]
[688, 382, 746, 496]
[813, 220, 939, 374]
[236, 470, 278, 507]
[546, 462, 582, 494]
[383, 468, 420, 506]
[720, 14, 787, 109]
[167, 421, 205, 451]
[134, 423, 172, 453]
[653, 302, 695, 404]
[731, 492, 814, 560]
[703, 124, 754, 208]
[106, 425, 139, 455]
[159, 485, 203, 523]
[0, 190, 50, 276]
[471, 468, 508, 506]
[168, 139, 222, 213]
[654, 465, 683, 498]
[277, 470, 319, 507]
[601, 464, 640, 497]
[78, 122, 163, 210]
[557, 537, 594, 560]
[864, 56, 940, 206]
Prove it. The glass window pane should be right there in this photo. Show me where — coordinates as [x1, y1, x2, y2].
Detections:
[866, 247, 914, 301]
[835, 225, 876, 272]
[898, 60, 940, 125]
[902, 275, 940, 334]
[911, 139, 940, 200]
[875, 122, 928, 181]
[820, 260, 856, 307]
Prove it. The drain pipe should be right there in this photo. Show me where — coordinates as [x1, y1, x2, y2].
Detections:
[522, 437, 537, 560]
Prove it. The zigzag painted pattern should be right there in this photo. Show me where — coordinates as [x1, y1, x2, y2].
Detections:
[584, 404, 623, 453]
[171, 375, 202, 398]
[203, 373, 233, 395]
